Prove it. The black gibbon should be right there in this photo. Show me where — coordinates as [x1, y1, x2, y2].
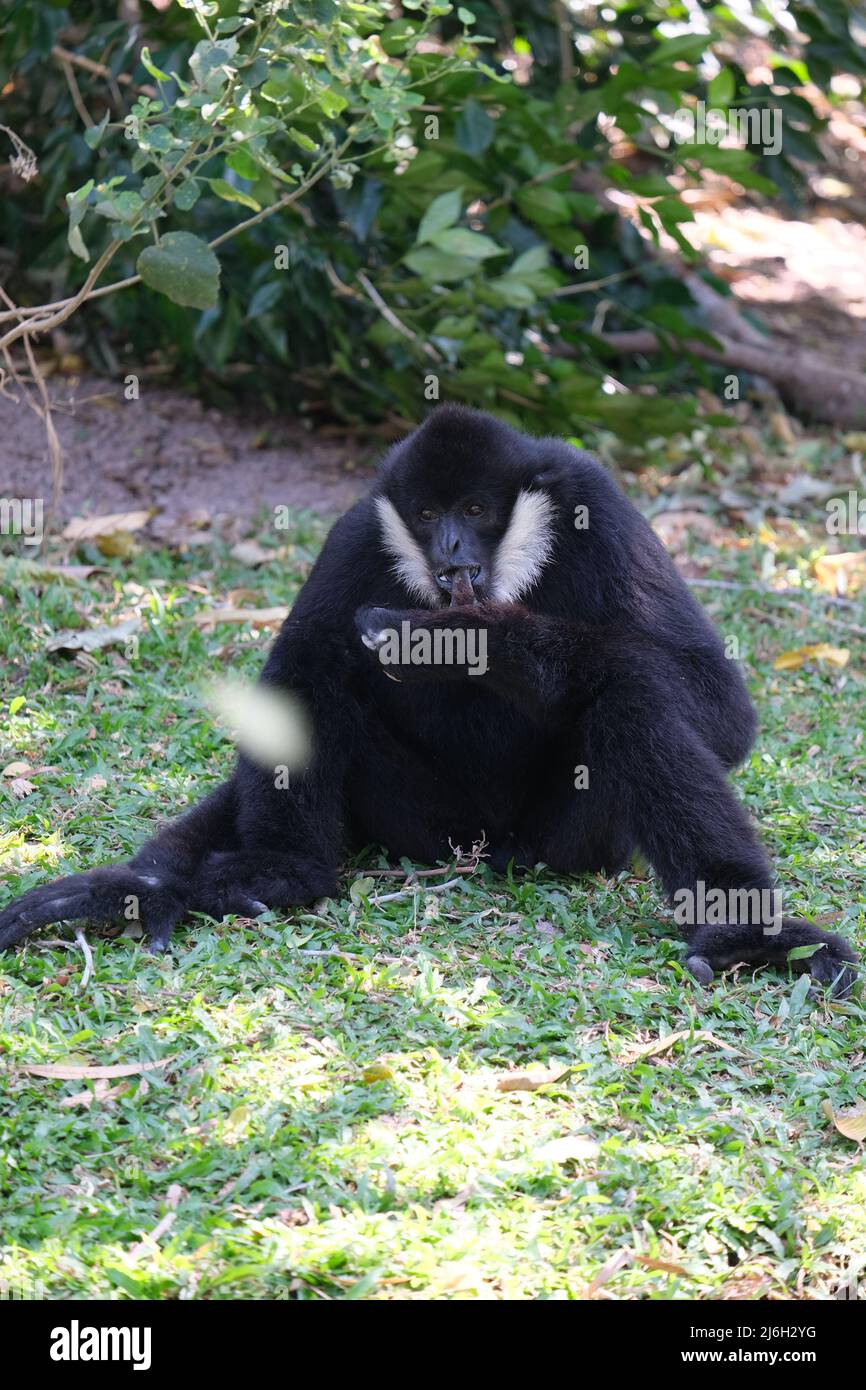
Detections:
[0, 406, 857, 994]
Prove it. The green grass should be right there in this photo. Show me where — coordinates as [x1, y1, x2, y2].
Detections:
[1, 511, 864, 1301]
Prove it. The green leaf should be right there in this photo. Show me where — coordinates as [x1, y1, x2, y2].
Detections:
[240, 56, 269, 89]
[647, 34, 710, 67]
[140, 46, 172, 82]
[787, 943, 827, 961]
[485, 277, 536, 308]
[515, 186, 571, 225]
[287, 127, 317, 152]
[349, 876, 375, 905]
[226, 147, 260, 182]
[66, 180, 94, 263]
[174, 179, 202, 211]
[455, 100, 494, 155]
[509, 245, 549, 275]
[645, 305, 701, 339]
[707, 67, 735, 107]
[94, 190, 144, 223]
[318, 87, 348, 118]
[380, 19, 422, 55]
[208, 178, 261, 212]
[260, 71, 306, 106]
[139, 125, 174, 154]
[190, 40, 237, 94]
[84, 111, 110, 151]
[428, 228, 504, 259]
[403, 248, 479, 282]
[787, 972, 813, 1017]
[246, 281, 283, 319]
[137, 232, 221, 310]
[416, 188, 462, 245]
[431, 314, 476, 339]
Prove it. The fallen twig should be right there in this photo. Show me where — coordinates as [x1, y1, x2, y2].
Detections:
[370, 875, 466, 905]
[74, 927, 94, 990]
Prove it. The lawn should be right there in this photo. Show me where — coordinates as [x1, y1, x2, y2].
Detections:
[1, 489, 864, 1301]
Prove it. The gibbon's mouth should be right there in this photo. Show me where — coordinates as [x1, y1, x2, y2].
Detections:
[435, 565, 483, 607]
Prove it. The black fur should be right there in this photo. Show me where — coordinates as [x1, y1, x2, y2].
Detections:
[0, 407, 857, 994]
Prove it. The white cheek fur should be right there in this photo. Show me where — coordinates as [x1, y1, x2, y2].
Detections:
[374, 496, 440, 606]
[491, 489, 556, 602]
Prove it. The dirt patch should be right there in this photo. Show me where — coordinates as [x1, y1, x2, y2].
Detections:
[0, 374, 375, 526]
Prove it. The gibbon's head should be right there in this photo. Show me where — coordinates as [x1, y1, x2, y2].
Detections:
[374, 405, 556, 607]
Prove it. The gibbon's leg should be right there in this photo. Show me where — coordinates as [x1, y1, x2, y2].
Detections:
[485, 722, 636, 878]
[539, 673, 854, 993]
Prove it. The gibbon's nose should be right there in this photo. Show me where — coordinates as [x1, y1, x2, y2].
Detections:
[433, 518, 470, 569]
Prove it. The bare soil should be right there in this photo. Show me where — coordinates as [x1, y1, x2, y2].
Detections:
[0, 374, 374, 527]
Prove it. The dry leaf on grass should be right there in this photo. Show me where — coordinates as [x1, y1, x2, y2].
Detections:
[616, 1030, 738, 1066]
[3, 763, 61, 778]
[46, 616, 141, 654]
[193, 606, 288, 629]
[63, 511, 151, 541]
[814, 551, 866, 597]
[769, 412, 797, 447]
[427, 1262, 494, 1296]
[59, 1078, 134, 1109]
[361, 1062, 394, 1084]
[584, 1247, 633, 1296]
[652, 510, 721, 548]
[634, 1254, 689, 1276]
[229, 539, 282, 567]
[19, 1058, 171, 1081]
[64, 511, 152, 559]
[433, 1183, 476, 1214]
[496, 1066, 572, 1092]
[0, 558, 102, 582]
[79, 774, 109, 794]
[773, 643, 849, 672]
[8, 778, 36, 799]
[822, 1098, 866, 1143]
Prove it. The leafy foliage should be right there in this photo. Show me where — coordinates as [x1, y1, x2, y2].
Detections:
[1, 0, 864, 432]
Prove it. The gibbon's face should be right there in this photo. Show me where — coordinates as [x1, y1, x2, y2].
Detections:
[374, 407, 556, 608]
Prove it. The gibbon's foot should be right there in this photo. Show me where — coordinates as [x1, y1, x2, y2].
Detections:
[685, 918, 858, 997]
[0, 852, 338, 954]
[0, 865, 187, 953]
[190, 851, 338, 923]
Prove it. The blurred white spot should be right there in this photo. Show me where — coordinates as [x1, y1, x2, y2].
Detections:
[205, 678, 312, 770]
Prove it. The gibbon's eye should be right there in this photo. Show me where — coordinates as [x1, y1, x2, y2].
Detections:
[419, 508, 438, 522]
[464, 502, 485, 518]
